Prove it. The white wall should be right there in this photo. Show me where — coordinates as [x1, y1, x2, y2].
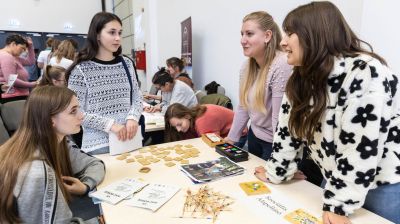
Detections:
[146, 0, 364, 109]
[360, 0, 400, 74]
[0, 0, 102, 33]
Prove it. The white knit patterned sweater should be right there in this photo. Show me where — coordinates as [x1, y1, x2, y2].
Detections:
[68, 56, 143, 154]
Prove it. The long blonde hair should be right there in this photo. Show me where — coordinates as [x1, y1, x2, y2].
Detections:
[0, 86, 75, 223]
[240, 11, 282, 113]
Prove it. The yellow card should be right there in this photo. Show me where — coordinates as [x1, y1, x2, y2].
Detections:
[239, 181, 271, 196]
[284, 209, 322, 224]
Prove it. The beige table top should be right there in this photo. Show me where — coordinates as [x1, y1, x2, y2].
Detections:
[95, 138, 393, 224]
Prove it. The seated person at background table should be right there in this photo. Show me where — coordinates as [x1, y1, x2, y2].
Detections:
[224, 11, 292, 161]
[38, 65, 66, 87]
[145, 68, 197, 114]
[0, 34, 37, 103]
[254, 2, 400, 224]
[166, 57, 194, 89]
[37, 37, 54, 76]
[0, 86, 105, 224]
[49, 40, 76, 69]
[164, 103, 247, 143]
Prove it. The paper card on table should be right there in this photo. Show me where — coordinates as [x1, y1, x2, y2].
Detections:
[142, 111, 165, 125]
[284, 209, 322, 224]
[239, 181, 271, 196]
[126, 183, 180, 212]
[89, 178, 147, 205]
[109, 126, 143, 156]
[5, 74, 18, 94]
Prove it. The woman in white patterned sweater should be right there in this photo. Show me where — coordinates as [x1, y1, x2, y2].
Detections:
[254, 2, 400, 224]
[67, 12, 143, 154]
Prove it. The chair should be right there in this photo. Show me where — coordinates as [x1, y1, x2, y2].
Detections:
[216, 86, 225, 95]
[0, 100, 26, 136]
[195, 90, 207, 102]
[199, 93, 233, 109]
[0, 116, 10, 144]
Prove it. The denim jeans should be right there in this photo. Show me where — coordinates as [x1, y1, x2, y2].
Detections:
[234, 135, 248, 149]
[247, 127, 272, 161]
[363, 182, 400, 223]
[321, 180, 400, 223]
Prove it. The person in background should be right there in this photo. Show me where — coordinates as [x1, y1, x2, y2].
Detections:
[38, 65, 66, 87]
[0, 86, 105, 223]
[224, 11, 292, 161]
[166, 57, 194, 89]
[0, 34, 37, 103]
[164, 103, 247, 143]
[67, 12, 143, 155]
[22, 48, 40, 81]
[254, 2, 400, 224]
[47, 38, 61, 65]
[49, 40, 76, 69]
[145, 68, 197, 114]
[37, 37, 54, 76]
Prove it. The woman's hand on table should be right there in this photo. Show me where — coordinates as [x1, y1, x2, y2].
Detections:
[126, 119, 138, 140]
[254, 167, 307, 182]
[111, 123, 127, 141]
[144, 104, 161, 113]
[323, 211, 352, 224]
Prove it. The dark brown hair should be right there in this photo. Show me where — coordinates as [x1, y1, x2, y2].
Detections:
[283, 1, 386, 143]
[0, 86, 75, 223]
[164, 103, 206, 142]
[166, 57, 185, 71]
[66, 12, 122, 81]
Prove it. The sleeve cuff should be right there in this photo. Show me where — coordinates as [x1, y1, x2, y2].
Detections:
[105, 119, 115, 133]
[322, 203, 347, 216]
[126, 115, 139, 122]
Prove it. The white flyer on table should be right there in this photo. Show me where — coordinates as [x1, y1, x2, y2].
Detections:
[109, 126, 143, 155]
[89, 178, 147, 205]
[5, 74, 18, 94]
[126, 183, 180, 212]
[142, 111, 165, 126]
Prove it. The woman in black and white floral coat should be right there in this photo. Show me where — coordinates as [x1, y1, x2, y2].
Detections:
[254, 2, 400, 224]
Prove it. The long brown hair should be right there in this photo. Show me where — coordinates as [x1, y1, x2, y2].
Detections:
[283, 1, 386, 143]
[0, 86, 75, 223]
[164, 103, 206, 142]
[240, 11, 282, 114]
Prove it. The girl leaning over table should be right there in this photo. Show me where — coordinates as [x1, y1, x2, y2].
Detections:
[255, 2, 400, 224]
[164, 103, 247, 142]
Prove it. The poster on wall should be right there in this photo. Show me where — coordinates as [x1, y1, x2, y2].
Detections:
[181, 17, 192, 77]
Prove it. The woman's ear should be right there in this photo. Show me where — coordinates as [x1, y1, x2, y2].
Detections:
[265, 30, 273, 44]
[51, 117, 56, 127]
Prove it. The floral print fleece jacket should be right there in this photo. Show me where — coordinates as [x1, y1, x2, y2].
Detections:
[264, 54, 400, 216]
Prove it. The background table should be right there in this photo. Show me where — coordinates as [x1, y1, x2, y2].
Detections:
[95, 138, 393, 224]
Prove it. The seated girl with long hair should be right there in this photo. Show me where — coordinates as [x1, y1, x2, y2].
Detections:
[39, 65, 66, 87]
[0, 86, 105, 223]
[164, 103, 246, 143]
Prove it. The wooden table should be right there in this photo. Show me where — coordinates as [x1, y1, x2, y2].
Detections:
[95, 138, 393, 224]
